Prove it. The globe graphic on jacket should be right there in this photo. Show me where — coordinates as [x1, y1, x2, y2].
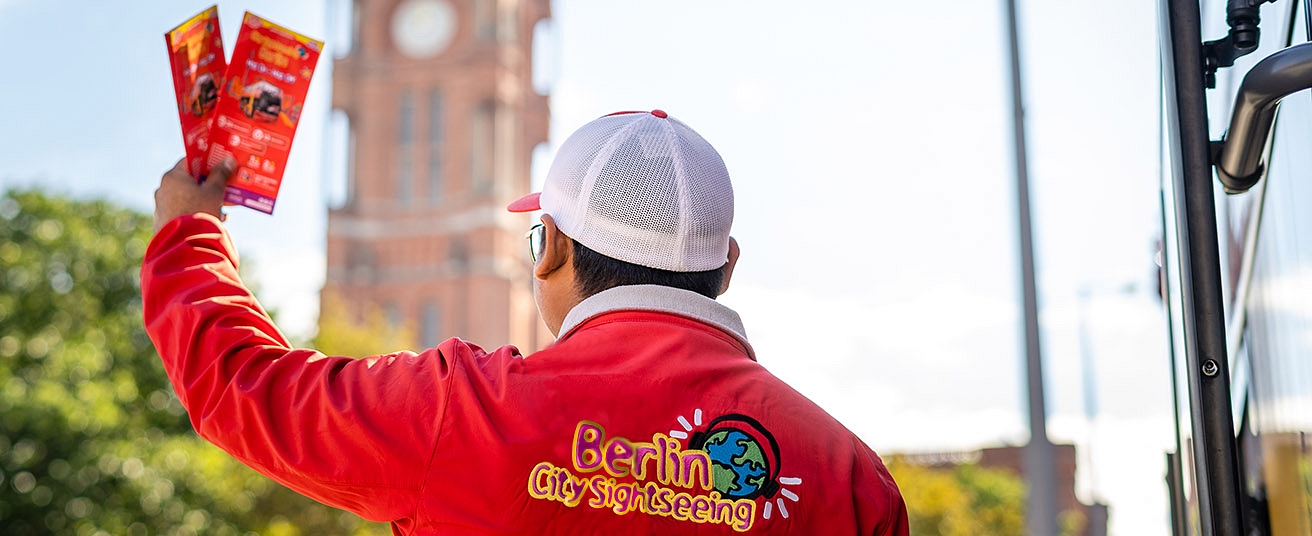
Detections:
[703, 429, 770, 498]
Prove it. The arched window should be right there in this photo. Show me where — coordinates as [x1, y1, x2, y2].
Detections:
[471, 100, 495, 194]
[385, 303, 401, 331]
[328, 110, 355, 208]
[397, 91, 414, 204]
[422, 302, 442, 348]
[474, 0, 496, 41]
[428, 90, 443, 204]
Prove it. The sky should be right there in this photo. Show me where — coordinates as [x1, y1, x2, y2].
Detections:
[0, 0, 1172, 533]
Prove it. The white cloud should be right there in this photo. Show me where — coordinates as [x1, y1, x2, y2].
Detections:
[721, 281, 1177, 534]
[729, 79, 771, 117]
[722, 282, 1024, 450]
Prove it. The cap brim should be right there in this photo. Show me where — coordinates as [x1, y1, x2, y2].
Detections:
[506, 192, 541, 213]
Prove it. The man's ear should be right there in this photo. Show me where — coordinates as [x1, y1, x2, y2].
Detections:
[534, 214, 572, 281]
[718, 237, 739, 297]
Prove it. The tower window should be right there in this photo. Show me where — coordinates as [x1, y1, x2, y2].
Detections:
[385, 303, 402, 330]
[471, 100, 495, 194]
[428, 90, 443, 204]
[475, 0, 496, 41]
[497, 0, 517, 44]
[348, 0, 361, 55]
[347, 244, 375, 284]
[398, 91, 414, 204]
[449, 238, 468, 271]
[422, 302, 442, 348]
[327, 110, 356, 208]
[347, 119, 357, 206]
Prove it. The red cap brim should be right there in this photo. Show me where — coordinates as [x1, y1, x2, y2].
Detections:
[506, 192, 542, 212]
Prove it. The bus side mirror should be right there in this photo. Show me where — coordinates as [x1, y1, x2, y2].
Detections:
[1213, 42, 1312, 193]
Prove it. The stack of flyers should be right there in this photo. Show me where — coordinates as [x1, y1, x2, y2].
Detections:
[165, 7, 323, 215]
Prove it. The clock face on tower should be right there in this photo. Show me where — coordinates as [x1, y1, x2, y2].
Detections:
[391, 0, 456, 59]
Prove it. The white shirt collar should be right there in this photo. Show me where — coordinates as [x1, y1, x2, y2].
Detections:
[558, 284, 755, 359]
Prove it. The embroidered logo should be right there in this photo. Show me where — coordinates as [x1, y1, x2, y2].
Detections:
[527, 408, 802, 532]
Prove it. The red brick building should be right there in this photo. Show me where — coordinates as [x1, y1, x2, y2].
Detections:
[324, 0, 552, 351]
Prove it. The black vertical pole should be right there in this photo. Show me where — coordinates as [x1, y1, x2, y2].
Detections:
[1003, 0, 1059, 534]
[1161, 0, 1245, 533]
[1167, 452, 1189, 536]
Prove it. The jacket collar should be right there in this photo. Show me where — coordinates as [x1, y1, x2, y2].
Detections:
[558, 285, 755, 360]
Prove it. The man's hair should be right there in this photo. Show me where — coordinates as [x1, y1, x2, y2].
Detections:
[572, 240, 725, 299]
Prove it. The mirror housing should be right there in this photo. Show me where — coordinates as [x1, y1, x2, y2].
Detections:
[1214, 41, 1312, 193]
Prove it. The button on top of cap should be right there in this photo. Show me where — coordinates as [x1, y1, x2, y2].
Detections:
[650, 109, 668, 118]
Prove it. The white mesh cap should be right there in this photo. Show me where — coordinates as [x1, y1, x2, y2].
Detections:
[508, 110, 734, 272]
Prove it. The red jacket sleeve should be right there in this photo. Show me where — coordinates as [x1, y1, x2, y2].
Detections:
[141, 214, 448, 522]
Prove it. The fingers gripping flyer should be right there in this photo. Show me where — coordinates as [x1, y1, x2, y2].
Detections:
[166, 8, 322, 215]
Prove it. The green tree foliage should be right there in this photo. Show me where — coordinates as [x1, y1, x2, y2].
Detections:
[886, 456, 1089, 536]
[0, 190, 385, 535]
[313, 291, 415, 358]
[886, 457, 1027, 536]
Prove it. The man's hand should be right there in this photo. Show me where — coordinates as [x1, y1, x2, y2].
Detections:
[154, 157, 236, 233]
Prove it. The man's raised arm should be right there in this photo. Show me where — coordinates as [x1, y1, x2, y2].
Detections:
[141, 160, 451, 523]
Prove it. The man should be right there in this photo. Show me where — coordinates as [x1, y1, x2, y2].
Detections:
[145, 110, 907, 534]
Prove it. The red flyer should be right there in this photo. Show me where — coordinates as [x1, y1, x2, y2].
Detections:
[166, 6, 226, 179]
[204, 12, 322, 214]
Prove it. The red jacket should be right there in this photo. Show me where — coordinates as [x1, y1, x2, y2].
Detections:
[142, 214, 908, 535]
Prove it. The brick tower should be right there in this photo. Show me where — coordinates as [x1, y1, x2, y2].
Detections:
[324, 0, 551, 350]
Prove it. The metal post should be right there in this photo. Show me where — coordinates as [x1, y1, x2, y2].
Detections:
[1003, 0, 1058, 534]
[1167, 452, 1188, 536]
[1161, 0, 1245, 533]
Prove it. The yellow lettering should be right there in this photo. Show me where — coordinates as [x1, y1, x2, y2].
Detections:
[527, 462, 553, 499]
[257, 46, 290, 68]
[533, 421, 757, 531]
